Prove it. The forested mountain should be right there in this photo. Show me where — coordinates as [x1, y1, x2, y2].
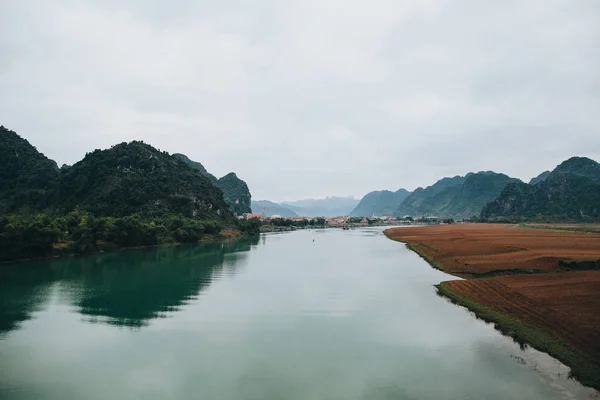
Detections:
[174, 153, 252, 214]
[395, 175, 466, 217]
[58, 142, 233, 221]
[396, 172, 520, 219]
[0, 127, 260, 263]
[529, 171, 550, 185]
[282, 197, 359, 217]
[173, 153, 218, 183]
[350, 189, 411, 217]
[217, 173, 252, 215]
[0, 126, 59, 213]
[482, 157, 600, 221]
[251, 200, 298, 217]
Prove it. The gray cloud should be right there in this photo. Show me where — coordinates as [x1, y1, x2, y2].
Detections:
[1, 0, 599, 201]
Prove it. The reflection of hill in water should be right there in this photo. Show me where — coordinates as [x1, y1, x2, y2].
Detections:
[0, 266, 54, 337]
[0, 238, 259, 333]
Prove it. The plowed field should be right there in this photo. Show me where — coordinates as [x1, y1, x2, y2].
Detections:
[385, 223, 600, 277]
[385, 223, 600, 389]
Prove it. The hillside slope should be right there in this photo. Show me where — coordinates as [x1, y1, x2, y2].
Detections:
[482, 157, 600, 222]
[0, 126, 59, 213]
[58, 142, 234, 221]
[251, 200, 298, 217]
[396, 172, 519, 219]
[350, 189, 411, 217]
[174, 153, 251, 214]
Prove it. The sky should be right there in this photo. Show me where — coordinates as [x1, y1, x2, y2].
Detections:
[1, 1, 599, 202]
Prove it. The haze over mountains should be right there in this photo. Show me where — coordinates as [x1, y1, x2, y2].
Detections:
[252, 197, 359, 218]
[349, 189, 411, 217]
[348, 158, 600, 222]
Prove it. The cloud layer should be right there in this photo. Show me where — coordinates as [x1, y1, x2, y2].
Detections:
[1, 0, 599, 201]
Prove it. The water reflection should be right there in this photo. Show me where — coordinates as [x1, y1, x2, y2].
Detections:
[0, 237, 259, 332]
[0, 266, 54, 337]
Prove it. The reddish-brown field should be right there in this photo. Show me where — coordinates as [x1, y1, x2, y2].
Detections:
[385, 223, 600, 277]
[385, 223, 600, 387]
[444, 272, 600, 361]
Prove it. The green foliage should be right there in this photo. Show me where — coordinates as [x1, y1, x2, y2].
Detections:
[0, 210, 231, 262]
[175, 153, 252, 215]
[0, 128, 258, 263]
[482, 158, 600, 222]
[270, 218, 309, 227]
[217, 173, 252, 215]
[237, 218, 262, 235]
[396, 172, 520, 219]
[58, 141, 234, 221]
[310, 217, 326, 226]
[0, 126, 59, 213]
[0, 214, 61, 261]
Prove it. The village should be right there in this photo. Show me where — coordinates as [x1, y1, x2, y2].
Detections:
[239, 212, 444, 231]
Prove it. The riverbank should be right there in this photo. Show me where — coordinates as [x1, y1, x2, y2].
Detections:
[0, 230, 255, 266]
[385, 223, 600, 391]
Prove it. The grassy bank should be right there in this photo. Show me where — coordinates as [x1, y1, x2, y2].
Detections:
[436, 282, 600, 391]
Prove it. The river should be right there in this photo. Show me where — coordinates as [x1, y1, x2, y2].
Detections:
[0, 228, 596, 399]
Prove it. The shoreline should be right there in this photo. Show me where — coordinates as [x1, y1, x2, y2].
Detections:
[435, 281, 600, 391]
[384, 225, 600, 391]
[0, 231, 257, 267]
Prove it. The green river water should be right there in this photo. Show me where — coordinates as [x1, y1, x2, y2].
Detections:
[0, 228, 597, 399]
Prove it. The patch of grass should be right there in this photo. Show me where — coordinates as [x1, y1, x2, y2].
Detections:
[461, 268, 549, 279]
[436, 282, 600, 391]
[421, 243, 440, 253]
[406, 243, 445, 272]
[517, 224, 600, 235]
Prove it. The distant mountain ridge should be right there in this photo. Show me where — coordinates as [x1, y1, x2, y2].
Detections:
[393, 172, 520, 219]
[350, 189, 411, 217]
[281, 197, 359, 217]
[174, 153, 251, 214]
[251, 200, 298, 217]
[482, 157, 600, 221]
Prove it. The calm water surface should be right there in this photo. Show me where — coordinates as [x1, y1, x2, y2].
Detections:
[0, 228, 597, 399]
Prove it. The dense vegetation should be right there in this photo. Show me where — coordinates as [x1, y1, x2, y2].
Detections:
[395, 172, 520, 219]
[269, 217, 325, 227]
[0, 126, 60, 213]
[217, 173, 252, 215]
[0, 127, 259, 263]
[174, 153, 252, 214]
[482, 157, 600, 222]
[349, 188, 411, 217]
[529, 170, 550, 185]
[59, 142, 233, 220]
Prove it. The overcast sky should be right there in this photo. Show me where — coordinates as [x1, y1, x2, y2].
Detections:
[1, 1, 599, 202]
